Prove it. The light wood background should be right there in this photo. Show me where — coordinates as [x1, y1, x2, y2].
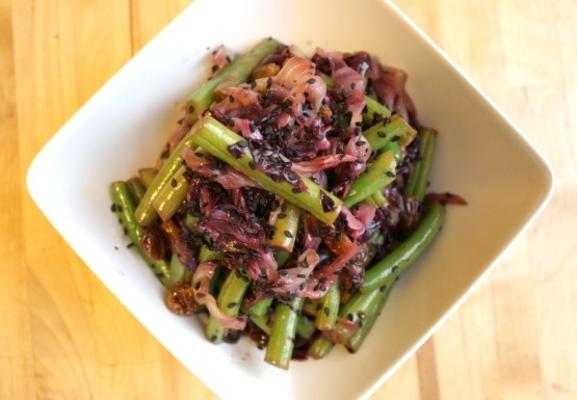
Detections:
[2, 0, 576, 399]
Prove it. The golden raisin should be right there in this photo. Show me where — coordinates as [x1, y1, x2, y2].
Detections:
[251, 63, 280, 80]
[164, 283, 197, 316]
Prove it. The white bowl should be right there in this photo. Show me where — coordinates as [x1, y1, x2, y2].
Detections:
[27, 0, 553, 398]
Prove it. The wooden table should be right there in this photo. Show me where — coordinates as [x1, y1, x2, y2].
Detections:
[2, 1, 576, 398]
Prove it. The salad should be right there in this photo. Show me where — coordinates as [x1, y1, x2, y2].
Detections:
[110, 38, 465, 369]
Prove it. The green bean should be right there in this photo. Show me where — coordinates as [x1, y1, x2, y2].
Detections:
[346, 285, 393, 353]
[184, 213, 199, 230]
[268, 203, 300, 252]
[404, 127, 437, 201]
[126, 177, 146, 203]
[370, 190, 386, 207]
[315, 284, 340, 331]
[152, 165, 189, 221]
[198, 245, 225, 295]
[135, 134, 195, 226]
[250, 314, 271, 335]
[192, 117, 343, 224]
[265, 298, 303, 369]
[205, 270, 250, 343]
[309, 336, 334, 360]
[364, 115, 416, 153]
[186, 38, 279, 120]
[199, 245, 223, 262]
[296, 315, 316, 340]
[165, 253, 188, 287]
[362, 202, 446, 292]
[339, 288, 382, 328]
[110, 182, 170, 284]
[138, 168, 158, 189]
[275, 251, 290, 266]
[363, 96, 392, 126]
[249, 297, 273, 317]
[344, 148, 397, 208]
[302, 298, 320, 317]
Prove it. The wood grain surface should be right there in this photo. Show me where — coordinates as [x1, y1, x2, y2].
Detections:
[2, 0, 576, 398]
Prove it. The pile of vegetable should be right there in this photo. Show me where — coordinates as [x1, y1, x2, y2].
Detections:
[110, 38, 465, 369]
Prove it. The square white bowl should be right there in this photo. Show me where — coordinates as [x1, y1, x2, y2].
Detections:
[27, 0, 553, 399]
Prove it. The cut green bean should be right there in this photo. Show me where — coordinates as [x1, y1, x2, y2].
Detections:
[315, 284, 340, 331]
[404, 127, 437, 201]
[110, 181, 170, 285]
[199, 245, 223, 262]
[138, 168, 158, 189]
[192, 117, 343, 224]
[186, 38, 279, 120]
[302, 298, 320, 317]
[370, 190, 387, 207]
[249, 297, 273, 317]
[165, 253, 188, 287]
[275, 251, 290, 266]
[265, 298, 303, 369]
[309, 336, 334, 360]
[250, 314, 271, 335]
[363, 96, 392, 125]
[184, 213, 199, 230]
[268, 203, 300, 252]
[344, 149, 397, 208]
[152, 165, 189, 221]
[135, 134, 196, 226]
[205, 270, 250, 343]
[362, 202, 446, 292]
[364, 115, 416, 153]
[126, 177, 146, 203]
[296, 315, 316, 340]
[346, 285, 393, 353]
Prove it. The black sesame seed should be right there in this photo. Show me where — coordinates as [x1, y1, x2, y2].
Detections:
[210, 335, 218, 343]
[358, 311, 366, 320]
[386, 171, 395, 178]
[392, 265, 399, 274]
[307, 78, 316, 84]
[227, 302, 237, 309]
[188, 105, 195, 113]
[110, 203, 117, 212]
[377, 131, 387, 138]
[170, 178, 178, 187]
[316, 303, 323, 311]
[211, 65, 219, 73]
[291, 186, 302, 194]
[323, 307, 330, 317]
[297, 273, 306, 279]
[126, 242, 134, 249]
[266, 77, 273, 89]
[284, 230, 293, 238]
[277, 212, 287, 219]
[346, 313, 354, 321]
[248, 160, 256, 169]
[114, 246, 119, 250]
[391, 135, 400, 142]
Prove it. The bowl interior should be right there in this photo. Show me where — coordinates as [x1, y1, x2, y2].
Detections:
[27, 0, 553, 399]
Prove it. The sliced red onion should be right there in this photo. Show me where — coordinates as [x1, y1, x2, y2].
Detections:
[192, 261, 247, 330]
[291, 154, 356, 175]
[341, 207, 366, 239]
